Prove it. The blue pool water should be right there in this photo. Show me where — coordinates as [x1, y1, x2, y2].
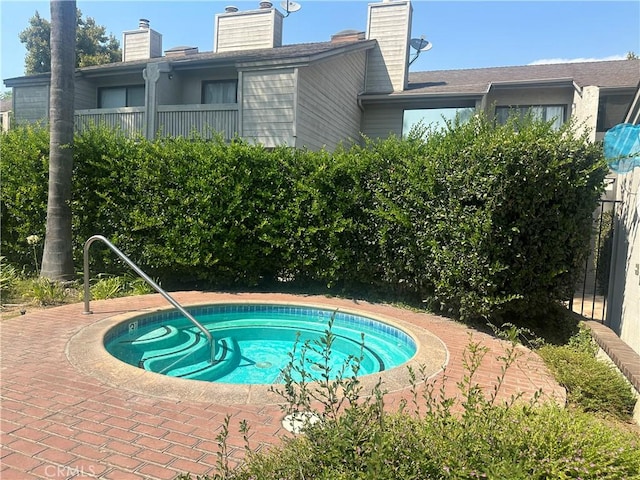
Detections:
[105, 304, 417, 384]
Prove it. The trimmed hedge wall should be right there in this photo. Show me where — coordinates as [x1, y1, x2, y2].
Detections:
[0, 115, 607, 321]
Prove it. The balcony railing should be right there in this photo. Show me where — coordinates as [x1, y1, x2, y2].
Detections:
[75, 107, 145, 136]
[157, 104, 238, 141]
[74, 104, 239, 140]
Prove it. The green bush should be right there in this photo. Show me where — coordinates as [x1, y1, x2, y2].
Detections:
[0, 125, 49, 272]
[539, 330, 637, 419]
[23, 276, 70, 306]
[1, 115, 607, 322]
[0, 256, 20, 302]
[176, 325, 640, 480]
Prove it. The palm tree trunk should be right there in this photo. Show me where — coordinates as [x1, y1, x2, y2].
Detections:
[41, 0, 76, 280]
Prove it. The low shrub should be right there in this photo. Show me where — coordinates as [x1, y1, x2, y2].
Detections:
[88, 273, 154, 300]
[0, 256, 20, 302]
[23, 276, 70, 306]
[176, 324, 640, 480]
[539, 327, 637, 419]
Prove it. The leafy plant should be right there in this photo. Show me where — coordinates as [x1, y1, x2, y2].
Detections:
[177, 324, 640, 480]
[24, 277, 69, 306]
[0, 257, 20, 302]
[88, 273, 154, 300]
[539, 328, 637, 419]
[89, 275, 125, 300]
[2, 116, 607, 325]
[270, 312, 368, 420]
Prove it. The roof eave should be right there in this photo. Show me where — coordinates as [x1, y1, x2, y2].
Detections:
[360, 91, 486, 104]
[488, 77, 575, 90]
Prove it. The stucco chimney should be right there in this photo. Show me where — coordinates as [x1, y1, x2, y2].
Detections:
[365, 0, 413, 93]
[122, 19, 162, 62]
[214, 6, 283, 53]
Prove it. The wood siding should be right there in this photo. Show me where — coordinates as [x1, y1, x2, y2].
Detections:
[296, 51, 367, 151]
[241, 69, 295, 147]
[123, 29, 162, 61]
[75, 79, 95, 110]
[361, 104, 403, 139]
[365, 1, 412, 93]
[13, 85, 49, 124]
[214, 9, 283, 53]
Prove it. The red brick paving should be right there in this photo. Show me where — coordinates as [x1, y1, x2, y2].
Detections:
[1, 292, 565, 479]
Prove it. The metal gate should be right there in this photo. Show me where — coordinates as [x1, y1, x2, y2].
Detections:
[570, 199, 622, 323]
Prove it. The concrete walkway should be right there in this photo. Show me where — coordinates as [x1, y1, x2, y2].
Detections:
[1, 292, 565, 480]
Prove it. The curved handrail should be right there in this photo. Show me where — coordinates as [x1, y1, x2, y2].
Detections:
[83, 235, 215, 363]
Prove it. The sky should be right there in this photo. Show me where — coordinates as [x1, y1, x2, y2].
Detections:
[1, 0, 639, 91]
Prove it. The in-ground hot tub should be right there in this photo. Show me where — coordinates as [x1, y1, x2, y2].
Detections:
[104, 303, 418, 384]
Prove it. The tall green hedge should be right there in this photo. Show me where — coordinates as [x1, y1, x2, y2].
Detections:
[0, 115, 606, 321]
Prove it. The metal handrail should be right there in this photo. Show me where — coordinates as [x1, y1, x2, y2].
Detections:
[83, 234, 215, 363]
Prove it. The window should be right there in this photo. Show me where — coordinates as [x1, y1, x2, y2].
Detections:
[495, 105, 566, 130]
[202, 80, 237, 104]
[597, 94, 634, 132]
[402, 107, 475, 136]
[98, 85, 145, 108]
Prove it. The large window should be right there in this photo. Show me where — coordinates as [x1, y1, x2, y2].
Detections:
[202, 80, 237, 104]
[402, 107, 475, 136]
[495, 105, 566, 130]
[98, 85, 145, 108]
[597, 94, 634, 132]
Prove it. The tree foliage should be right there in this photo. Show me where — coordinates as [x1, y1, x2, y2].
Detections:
[18, 9, 121, 75]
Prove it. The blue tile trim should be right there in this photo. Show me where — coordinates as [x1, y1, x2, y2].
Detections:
[105, 304, 416, 350]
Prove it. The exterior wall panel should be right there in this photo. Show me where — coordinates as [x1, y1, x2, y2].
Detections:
[13, 85, 49, 123]
[296, 51, 367, 151]
[361, 104, 403, 139]
[123, 29, 162, 61]
[609, 170, 640, 354]
[241, 69, 295, 147]
[214, 9, 283, 53]
[365, 1, 412, 93]
[75, 79, 95, 110]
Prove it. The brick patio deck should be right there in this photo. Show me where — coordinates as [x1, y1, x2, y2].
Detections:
[1, 292, 565, 479]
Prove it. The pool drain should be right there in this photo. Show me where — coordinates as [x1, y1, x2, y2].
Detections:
[255, 361, 273, 369]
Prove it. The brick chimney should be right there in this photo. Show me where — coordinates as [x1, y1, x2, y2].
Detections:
[214, 4, 284, 53]
[122, 19, 163, 62]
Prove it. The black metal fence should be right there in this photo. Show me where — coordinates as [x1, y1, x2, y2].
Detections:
[570, 199, 622, 323]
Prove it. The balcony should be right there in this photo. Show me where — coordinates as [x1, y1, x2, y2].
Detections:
[74, 104, 239, 140]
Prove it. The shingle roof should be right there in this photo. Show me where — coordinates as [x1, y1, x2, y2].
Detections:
[406, 59, 640, 95]
[3, 40, 376, 84]
[83, 40, 376, 73]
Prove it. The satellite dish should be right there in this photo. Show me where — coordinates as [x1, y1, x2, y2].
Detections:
[410, 37, 432, 52]
[280, 0, 301, 16]
[409, 36, 432, 66]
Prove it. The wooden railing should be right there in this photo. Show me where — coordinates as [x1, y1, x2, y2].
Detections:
[74, 104, 239, 140]
[157, 104, 238, 140]
[75, 107, 145, 136]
